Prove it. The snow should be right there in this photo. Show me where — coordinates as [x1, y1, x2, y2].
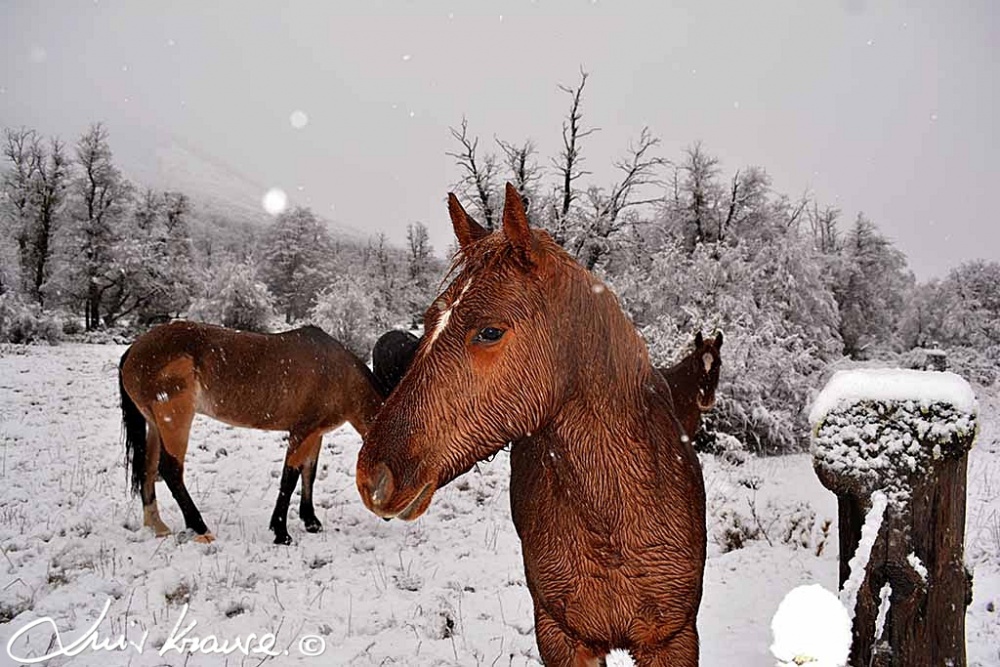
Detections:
[840, 491, 887, 622]
[809, 368, 978, 428]
[1, 344, 998, 666]
[770, 584, 850, 667]
[289, 111, 309, 130]
[811, 369, 979, 507]
[262, 188, 288, 216]
[875, 582, 892, 643]
[907, 552, 928, 582]
[606, 649, 636, 666]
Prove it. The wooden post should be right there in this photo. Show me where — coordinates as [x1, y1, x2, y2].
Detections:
[810, 369, 978, 667]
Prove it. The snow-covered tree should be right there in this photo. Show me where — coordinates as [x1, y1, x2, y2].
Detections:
[308, 274, 386, 359]
[259, 206, 336, 323]
[404, 221, 443, 324]
[899, 260, 1000, 354]
[365, 232, 409, 329]
[187, 257, 274, 332]
[832, 214, 911, 359]
[50, 123, 134, 329]
[1, 127, 40, 298]
[613, 222, 842, 453]
[117, 189, 197, 324]
[1, 128, 69, 305]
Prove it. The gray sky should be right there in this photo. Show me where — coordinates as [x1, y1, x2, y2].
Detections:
[1, 0, 997, 279]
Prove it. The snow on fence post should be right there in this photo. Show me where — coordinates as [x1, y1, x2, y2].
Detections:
[809, 368, 979, 667]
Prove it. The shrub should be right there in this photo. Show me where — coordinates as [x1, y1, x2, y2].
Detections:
[187, 260, 275, 333]
[308, 275, 389, 359]
[0, 294, 62, 344]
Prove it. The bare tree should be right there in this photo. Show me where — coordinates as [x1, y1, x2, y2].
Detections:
[575, 127, 667, 269]
[71, 123, 134, 329]
[719, 166, 770, 242]
[678, 141, 721, 251]
[551, 70, 598, 244]
[496, 137, 541, 216]
[809, 203, 841, 254]
[2, 128, 40, 296]
[447, 118, 498, 229]
[28, 137, 69, 304]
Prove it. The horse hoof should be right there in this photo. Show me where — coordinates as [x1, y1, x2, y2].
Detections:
[273, 533, 293, 546]
[194, 533, 216, 544]
[305, 521, 323, 533]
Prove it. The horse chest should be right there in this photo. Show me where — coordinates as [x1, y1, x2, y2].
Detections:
[510, 438, 703, 641]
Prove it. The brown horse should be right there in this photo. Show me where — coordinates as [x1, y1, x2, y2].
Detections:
[356, 185, 707, 666]
[119, 321, 383, 545]
[658, 331, 723, 444]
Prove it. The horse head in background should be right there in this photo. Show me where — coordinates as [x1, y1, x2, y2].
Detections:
[659, 331, 723, 443]
[372, 329, 420, 397]
[356, 184, 706, 666]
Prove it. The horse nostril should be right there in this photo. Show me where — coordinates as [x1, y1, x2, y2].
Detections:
[368, 462, 395, 509]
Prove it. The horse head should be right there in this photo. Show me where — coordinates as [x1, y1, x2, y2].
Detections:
[356, 184, 645, 520]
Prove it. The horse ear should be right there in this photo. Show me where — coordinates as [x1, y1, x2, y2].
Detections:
[448, 193, 489, 249]
[502, 182, 532, 252]
[694, 331, 704, 348]
[713, 331, 723, 350]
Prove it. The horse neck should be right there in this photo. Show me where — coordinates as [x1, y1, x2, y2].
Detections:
[521, 366, 690, 519]
[542, 265, 663, 455]
[662, 359, 701, 440]
[345, 363, 385, 439]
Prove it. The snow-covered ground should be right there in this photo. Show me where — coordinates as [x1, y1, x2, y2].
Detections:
[0, 344, 997, 666]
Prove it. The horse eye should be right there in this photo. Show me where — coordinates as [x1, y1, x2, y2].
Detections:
[473, 327, 506, 344]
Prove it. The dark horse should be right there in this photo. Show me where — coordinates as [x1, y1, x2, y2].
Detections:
[356, 185, 707, 666]
[659, 331, 723, 445]
[119, 321, 384, 545]
[371, 329, 420, 397]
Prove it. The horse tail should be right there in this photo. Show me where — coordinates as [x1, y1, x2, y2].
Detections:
[119, 347, 146, 497]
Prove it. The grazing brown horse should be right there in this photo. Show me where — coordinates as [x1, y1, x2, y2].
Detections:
[356, 185, 707, 666]
[119, 321, 383, 545]
[658, 331, 723, 444]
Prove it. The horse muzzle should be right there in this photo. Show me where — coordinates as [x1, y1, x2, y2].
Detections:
[357, 461, 436, 521]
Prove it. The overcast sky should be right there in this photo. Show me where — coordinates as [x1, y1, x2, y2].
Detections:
[1, 0, 997, 279]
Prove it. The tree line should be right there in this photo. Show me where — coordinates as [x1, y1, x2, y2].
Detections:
[0, 122, 443, 356]
[445, 71, 1000, 453]
[3, 74, 998, 454]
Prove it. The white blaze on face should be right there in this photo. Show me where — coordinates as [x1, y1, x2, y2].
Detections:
[702, 352, 714, 373]
[424, 279, 472, 353]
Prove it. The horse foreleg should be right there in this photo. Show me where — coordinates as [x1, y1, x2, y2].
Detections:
[158, 452, 212, 541]
[534, 605, 604, 667]
[141, 422, 171, 537]
[296, 433, 324, 534]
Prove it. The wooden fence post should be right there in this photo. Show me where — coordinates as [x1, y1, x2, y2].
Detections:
[810, 368, 978, 667]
